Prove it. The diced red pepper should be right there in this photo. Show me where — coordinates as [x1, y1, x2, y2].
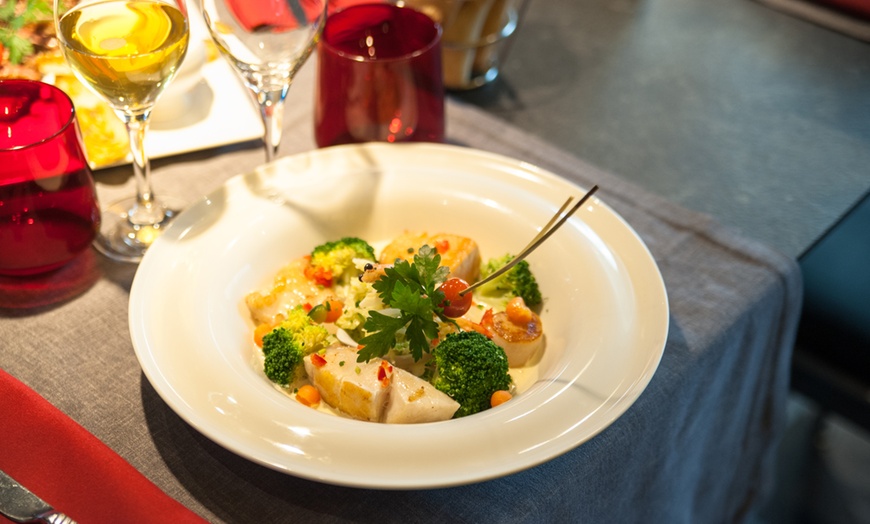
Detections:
[377, 361, 393, 387]
[435, 239, 450, 254]
[303, 263, 333, 287]
[310, 353, 327, 368]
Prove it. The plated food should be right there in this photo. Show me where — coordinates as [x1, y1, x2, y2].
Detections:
[2, 0, 217, 167]
[244, 232, 546, 423]
[2, 0, 130, 166]
[128, 142, 668, 487]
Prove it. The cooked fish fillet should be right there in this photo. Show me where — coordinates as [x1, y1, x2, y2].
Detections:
[383, 367, 459, 424]
[379, 232, 481, 283]
[304, 346, 391, 422]
[245, 257, 332, 325]
[304, 346, 459, 423]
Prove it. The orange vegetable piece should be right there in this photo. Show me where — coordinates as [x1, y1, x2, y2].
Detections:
[296, 384, 321, 408]
[308, 298, 344, 323]
[253, 323, 273, 348]
[324, 299, 343, 323]
[490, 390, 512, 408]
[505, 297, 533, 325]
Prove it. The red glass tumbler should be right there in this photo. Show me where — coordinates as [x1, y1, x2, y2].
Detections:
[0, 80, 100, 276]
[314, 3, 445, 147]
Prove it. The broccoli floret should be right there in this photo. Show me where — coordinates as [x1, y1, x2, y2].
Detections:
[476, 254, 542, 307]
[261, 328, 304, 386]
[431, 331, 513, 418]
[309, 237, 376, 286]
[261, 306, 330, 386]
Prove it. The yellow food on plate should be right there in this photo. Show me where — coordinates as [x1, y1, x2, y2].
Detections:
[4, 9, 215, 169]
[2, 8, 130, 168]
[50, 72, 129, 167]
[245, 257, 334, 326]
[245, 232, 545, 423]
[379, 231, 481, 283]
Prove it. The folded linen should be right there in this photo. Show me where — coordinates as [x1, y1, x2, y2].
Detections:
[0, 368, 206, 524]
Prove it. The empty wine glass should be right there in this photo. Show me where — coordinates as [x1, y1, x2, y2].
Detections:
[199, 0, 327, 162]
[54, 0, 190, 262]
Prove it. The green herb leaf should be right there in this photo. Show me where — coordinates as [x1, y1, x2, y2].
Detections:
[0, 0, 52, 65]
[414, 245, 449, 291]
[28, 0, 53, 20]
[0, 32, 33, 64]
[0, 3, 17, 22]
[405, 315, 439, 361]
[357, 311, 408, 362]
[390, 280, 431, 317]
[358, 245, 449, 362]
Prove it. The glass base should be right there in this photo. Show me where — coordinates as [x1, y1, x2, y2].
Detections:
[93, 195, 184, 263]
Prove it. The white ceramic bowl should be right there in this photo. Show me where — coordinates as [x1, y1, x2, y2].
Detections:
[129, 143, 669, 488]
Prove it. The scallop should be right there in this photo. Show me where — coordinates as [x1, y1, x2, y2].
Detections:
[489, 310, 544, 367]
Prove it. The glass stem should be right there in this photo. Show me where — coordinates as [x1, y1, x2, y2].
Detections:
[257, 87, 289, 163]
[123, 111, 163, 226]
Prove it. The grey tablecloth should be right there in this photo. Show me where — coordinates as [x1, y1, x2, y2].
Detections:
[1, 63, 802, 522]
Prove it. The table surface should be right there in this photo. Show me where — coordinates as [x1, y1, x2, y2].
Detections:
[455, 0, 870, 259]
[0, 0, 838, 522]
[0, 101, 803, 520]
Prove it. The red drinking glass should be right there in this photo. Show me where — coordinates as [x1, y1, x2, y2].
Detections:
[314, 3, 445, 147]
[0, 79, 101, 276]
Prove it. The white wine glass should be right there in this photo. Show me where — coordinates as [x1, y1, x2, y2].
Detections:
[199, 0, 326, 162]
[54, 0, 189, 262]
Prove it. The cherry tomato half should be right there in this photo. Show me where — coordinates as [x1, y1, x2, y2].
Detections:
[439, 277, 473, 318]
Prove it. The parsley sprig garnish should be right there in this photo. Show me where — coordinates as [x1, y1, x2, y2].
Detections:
[0, 0, 52, 65]
[357, 245, 450, 362]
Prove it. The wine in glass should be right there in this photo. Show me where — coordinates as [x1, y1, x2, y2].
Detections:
[199, 0, 326, 162]
[0, 79, 101, 276]
[55, 0, 190, 262]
